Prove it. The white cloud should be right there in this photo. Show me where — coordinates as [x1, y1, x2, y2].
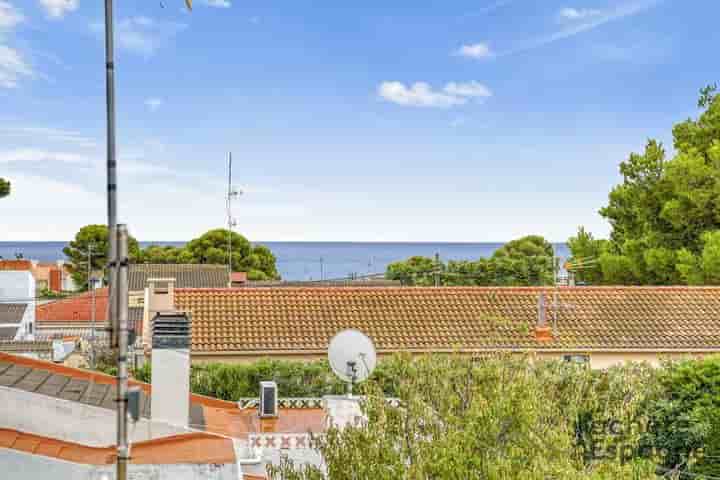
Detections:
[201, 0, 231, 7]
[90, 16, 186, 56]
[558, 7, 603, 21]
[0, 45, 33, 88]
[0, 148, 91, 164]
[39, 0, 79, 19]
[378, 81, 492, 108]
[0, 2, 32, 89]
[501, 0, 663, 56]
[0, 126, 98, 148]
[0, 1, 23, 29]
[144, 97, 163, 112]
[455, 43, 493, 59]
[444, 81, 492, 98]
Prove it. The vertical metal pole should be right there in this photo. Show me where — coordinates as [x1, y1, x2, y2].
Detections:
[227, 152, 233, 280]
[116, 225, 130, 480]
[104, 0, 118, 348]
[434, 252, 441, 287]
[89, 244, 96, 369]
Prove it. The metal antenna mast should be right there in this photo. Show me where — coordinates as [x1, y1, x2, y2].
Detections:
[227, 153, 241, 282]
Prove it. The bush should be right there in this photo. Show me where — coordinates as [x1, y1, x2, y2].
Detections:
[644, 356, 720, 476]
[269, 354, 661, 480]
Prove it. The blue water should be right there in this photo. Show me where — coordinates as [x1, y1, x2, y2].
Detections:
[0, 241, 570, 281]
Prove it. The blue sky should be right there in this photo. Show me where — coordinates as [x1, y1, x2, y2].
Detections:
[0, 0, 718, 241]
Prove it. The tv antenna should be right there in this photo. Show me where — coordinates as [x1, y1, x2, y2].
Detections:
[226, 152, 242, 277]
[328, 329, 377, 397]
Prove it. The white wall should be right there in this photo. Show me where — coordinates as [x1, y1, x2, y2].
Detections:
[0, 271, 36, 340]
[0, 386, 187, 447]
[152, 348, 190, 428]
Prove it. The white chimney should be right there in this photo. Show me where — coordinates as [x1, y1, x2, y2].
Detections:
[151, 312, 191, 428]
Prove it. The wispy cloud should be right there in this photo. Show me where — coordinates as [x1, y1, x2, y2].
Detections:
[378, 81, 492, 108]
[455, 42, 494, 60]
[90, 16, 186, 56]
[39, 0, 79, 19]
[0, 2, 33, 89]
[501, 0, 663, 56]
[557, 7, 603, 22]
[463, 0, 515, 18]
[144, 97, 163, 112]
[0, 45, 32, 88]
[0, 148, 91, 164]
[0, 126, 98, 148]
[0, 1, 23, 29]
[201, 0, 231, 8]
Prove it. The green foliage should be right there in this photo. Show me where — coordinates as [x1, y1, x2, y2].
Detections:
[386, 235, 556, 286]
[573, 87, 720, 285]
[63, 225, 141, 290]
[122, 355, 720, 478]
[567, 226, 608, 284]
[645, 356, 720, 476]
[385, 256, 438, 286]
[269, 354, 660, 480]
[68, 227, 282, 286]
[180, 229, 280, 280]
[0, 177, 9, 198]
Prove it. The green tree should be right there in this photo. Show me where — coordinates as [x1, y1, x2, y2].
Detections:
[576, 86, 720, 285]
[645, 356, 720, 477]
[385, 256, 438, 286]
[269, 354, 659, 480]
[184, 229, 279, 280]
[63, 224, 141, 290]
[567, 227, 608, 284]
[137, 245, 193, 264]
[0, 177, 9, 198]
[386, 236, 556, 286]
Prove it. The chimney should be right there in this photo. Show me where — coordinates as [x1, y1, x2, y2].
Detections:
[151, 312, 191, 428]
[535, 292, 553, 342]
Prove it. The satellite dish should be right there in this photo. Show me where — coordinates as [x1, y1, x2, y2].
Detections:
[328, 329, 377, 395]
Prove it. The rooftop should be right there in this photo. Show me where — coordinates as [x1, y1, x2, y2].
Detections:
[0, 352, 326, 440]
[0, 303, 26, 324]
[129, 264, 229, 291]
[174, 286, 720, 354]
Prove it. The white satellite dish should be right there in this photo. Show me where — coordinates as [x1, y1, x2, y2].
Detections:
[328, 329, 377, 396]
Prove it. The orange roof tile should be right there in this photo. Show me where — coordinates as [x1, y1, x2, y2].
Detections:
[0, 428, 236, 465]
[175, 286, 720, 353]
[36, 289, 109, 322]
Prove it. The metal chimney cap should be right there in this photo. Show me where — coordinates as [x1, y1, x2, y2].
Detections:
[152, 312, 191, 349]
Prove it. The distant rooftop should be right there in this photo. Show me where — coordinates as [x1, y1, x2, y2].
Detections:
[129, 264, 229, 291]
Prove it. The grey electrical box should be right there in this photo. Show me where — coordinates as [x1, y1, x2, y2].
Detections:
[127, 387, 141, 422]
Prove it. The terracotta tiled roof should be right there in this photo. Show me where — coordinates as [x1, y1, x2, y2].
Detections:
[0, 428, 236, 465]
[36, 289, 108, 323]
[129, 264, 229, 291]
[0, 303, 26, 323]
[0, 260, 32, 271]
[176, 287, 720, 353]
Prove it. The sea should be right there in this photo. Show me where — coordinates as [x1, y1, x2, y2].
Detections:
[0, 241, 570, 282]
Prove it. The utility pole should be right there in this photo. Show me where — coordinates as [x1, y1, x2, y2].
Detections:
[434, 252, 441, 287]
[320, 257, 324, 281]
[87, 244, 96, 369]
[226, 152, 241, 282]
[101, 3, 193, 480]
[115, 225, 130, 480]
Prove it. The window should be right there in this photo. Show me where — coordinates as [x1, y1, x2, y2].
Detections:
[563, 354, 589, 365]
